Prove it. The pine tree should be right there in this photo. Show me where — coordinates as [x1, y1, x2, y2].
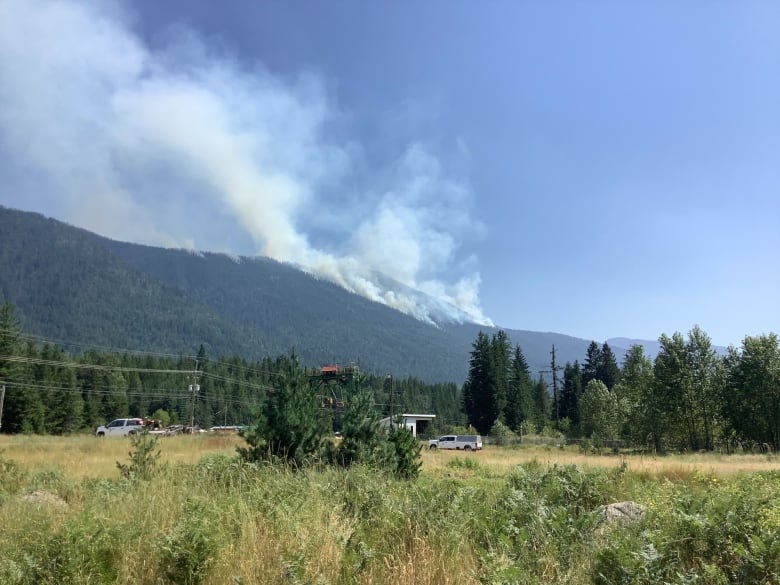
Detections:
[0, 304, 34, 434]
[505, 345, 532, 432]
[462, 331, 498, 435]
[582, 341, 602, 389]
[239, 354, 328, 467]
[560, 361, 583, 430]
[336, 387, 386, 467]
[490, 330, 511, 423]
[530, 374, 551, 433]
[596, 342, 621, 390]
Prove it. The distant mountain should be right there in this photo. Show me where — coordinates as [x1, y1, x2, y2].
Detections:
[0, 206, 649, 382]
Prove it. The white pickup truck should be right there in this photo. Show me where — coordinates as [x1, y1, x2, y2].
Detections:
[95, 418, 146, 437]
[428, 434, 483, 451]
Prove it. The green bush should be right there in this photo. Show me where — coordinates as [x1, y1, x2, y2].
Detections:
[447, 456, 480, 470]
[0, 453, 28, 496]
[159, 500, 222, 585]
[386, 425, 422, 479]
[116, 430, 161, 481]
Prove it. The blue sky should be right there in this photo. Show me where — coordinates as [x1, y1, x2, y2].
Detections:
[0, 0, 777, 346]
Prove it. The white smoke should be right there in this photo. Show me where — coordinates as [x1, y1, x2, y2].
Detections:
[0, 0, 493, 326]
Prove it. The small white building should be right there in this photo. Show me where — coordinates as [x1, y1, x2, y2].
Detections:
[379, 413, 436, 437]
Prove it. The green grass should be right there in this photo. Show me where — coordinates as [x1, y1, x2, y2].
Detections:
[2, 436, 780, 584]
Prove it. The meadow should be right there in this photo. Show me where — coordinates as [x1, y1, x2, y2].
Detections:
[2, 434, 780, 584]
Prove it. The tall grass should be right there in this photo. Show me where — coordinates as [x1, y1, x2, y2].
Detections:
[2, 435, 780, 583]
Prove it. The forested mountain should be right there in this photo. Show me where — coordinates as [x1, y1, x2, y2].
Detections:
[1, 205, 633, 382]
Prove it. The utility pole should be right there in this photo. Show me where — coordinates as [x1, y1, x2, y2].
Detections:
[550, 345, 562, 426]
[189, 359, 200, 430]
[0, 383, 5, 433]
[539, 345, 563, 428]
[387, 374, 394, 423]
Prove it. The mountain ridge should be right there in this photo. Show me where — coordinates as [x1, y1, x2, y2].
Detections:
[0, 206, 660, 382]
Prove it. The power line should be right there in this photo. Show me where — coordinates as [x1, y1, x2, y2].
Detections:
[0, 354, 278, 393]
[0, 329, 285, 379]
[1, 380, 262, 409]
[0, 354, 191, 374]
[0, 330, 198, 360]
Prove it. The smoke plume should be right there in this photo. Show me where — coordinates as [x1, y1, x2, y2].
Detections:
[0, 0, 492, 326]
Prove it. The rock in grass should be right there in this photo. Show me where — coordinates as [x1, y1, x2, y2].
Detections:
[601, 501, 644, 525]
[20, 490, 68, 507]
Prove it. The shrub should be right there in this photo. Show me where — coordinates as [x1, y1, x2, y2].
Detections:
[159, 500, 222, 585]
[0, 453, 28, 496]
[116, 430, 161, 481]
[489, 420, 515, 446]
[386, 425, 422, 479]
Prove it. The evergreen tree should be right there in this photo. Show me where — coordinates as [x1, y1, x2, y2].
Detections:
[490, 330, 511, 423]
[560, 361, 583, 430]
[239, 354, 328, 467]
[386, 424, 422, 479]
[0, 302, 29, 433]
[336, 387, 386, 467]
[461, 331, 498, 435]
[596, 342, 621, 390]
[42, 344, 83, 433]
[505, 345, 533, 432]
[530, 374, 551, 433]
[581, 341, 601, 389]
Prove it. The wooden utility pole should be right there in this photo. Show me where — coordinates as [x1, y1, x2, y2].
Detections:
[0, 383, 5, 433]
[387, 374, 394, 422]
[551, 345, 562, 425]
[189, 359, 200, 430]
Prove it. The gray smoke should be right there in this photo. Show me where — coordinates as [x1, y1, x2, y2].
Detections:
[0, 0, 493, 326]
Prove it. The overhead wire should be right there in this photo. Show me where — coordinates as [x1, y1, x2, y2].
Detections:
[0, 329, 199, 360]
[0, 328, 287, 378]
[1, 380, 259, 408]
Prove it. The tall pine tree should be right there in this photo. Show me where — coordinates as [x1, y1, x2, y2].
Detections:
[462, 331, 498, 435]
[505, 345, 533, 433]
[560, 360, 583, 430]
[490, 330, 511, 424]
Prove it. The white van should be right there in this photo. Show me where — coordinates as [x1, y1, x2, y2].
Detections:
[428, 434, 483, 451]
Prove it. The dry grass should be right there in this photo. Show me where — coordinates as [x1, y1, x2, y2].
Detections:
[421, 444, 780, 478]
[3, 434, 780, 483]
[0, 433, 243, 480]
[3, 434, 779, 584]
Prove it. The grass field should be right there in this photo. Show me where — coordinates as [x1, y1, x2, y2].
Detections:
[2, 434, 780, 584]
[3, 433, 780, 480]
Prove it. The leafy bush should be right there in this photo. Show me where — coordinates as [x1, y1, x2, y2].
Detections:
[489, 420, 516, 446]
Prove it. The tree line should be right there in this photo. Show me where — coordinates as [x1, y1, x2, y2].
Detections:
[462, 326, 780, 452]
[0, 303, 463, 435]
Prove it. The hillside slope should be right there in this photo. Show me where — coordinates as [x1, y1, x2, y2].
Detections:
[0, 206, 623, 381]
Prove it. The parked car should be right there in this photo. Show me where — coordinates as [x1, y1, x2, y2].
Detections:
[428, 434, 483, 451]
[95, 418, 146, 437]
